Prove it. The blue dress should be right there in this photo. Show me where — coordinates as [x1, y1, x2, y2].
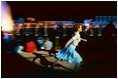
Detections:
[56, 32, 83, 64]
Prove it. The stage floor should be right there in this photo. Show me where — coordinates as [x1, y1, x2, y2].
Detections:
[1, 36, 117, 78]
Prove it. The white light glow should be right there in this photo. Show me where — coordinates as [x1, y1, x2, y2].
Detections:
[1, 1, 14, 32]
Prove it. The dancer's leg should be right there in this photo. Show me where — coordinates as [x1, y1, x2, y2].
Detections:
[73, 62, 81, 71]
[49, 59, 60, 69]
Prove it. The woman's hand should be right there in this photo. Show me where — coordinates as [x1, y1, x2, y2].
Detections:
[64, 46, 67, 49]
[80, 38, 87, 42]
[83, 39, 87, 42]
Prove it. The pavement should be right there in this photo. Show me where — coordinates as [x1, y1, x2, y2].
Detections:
[18, 51, 76, 71]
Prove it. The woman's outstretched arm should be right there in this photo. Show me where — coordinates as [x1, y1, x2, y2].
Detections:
[64, 38, 74, 49]
[80, 38, 87, 42]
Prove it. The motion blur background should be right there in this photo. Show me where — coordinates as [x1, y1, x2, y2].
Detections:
[1, 1, 117, 78]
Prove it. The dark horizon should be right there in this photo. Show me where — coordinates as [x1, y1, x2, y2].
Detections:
[7, 1, 117, 22]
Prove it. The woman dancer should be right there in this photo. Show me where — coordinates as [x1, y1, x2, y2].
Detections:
[51, 23, 87, 71]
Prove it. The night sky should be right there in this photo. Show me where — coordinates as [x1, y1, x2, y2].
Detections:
[7, 1, 117, 22]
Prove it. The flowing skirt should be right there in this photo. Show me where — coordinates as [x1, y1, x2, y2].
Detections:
[56, 44, 83, 64]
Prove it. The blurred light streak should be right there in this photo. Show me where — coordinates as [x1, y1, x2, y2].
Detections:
[1, 1, 14, 32]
